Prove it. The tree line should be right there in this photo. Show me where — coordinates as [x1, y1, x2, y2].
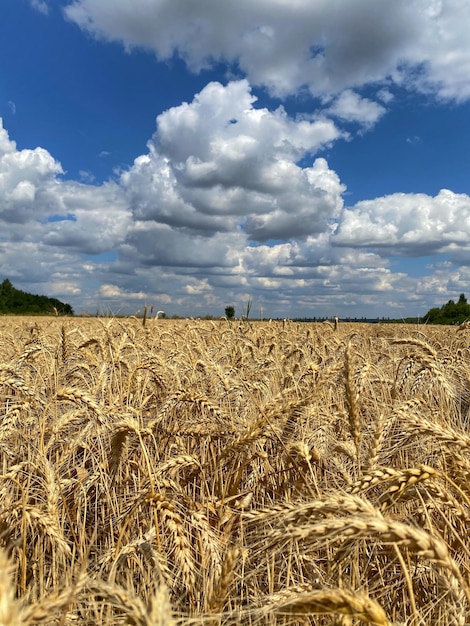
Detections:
[0, 279, 73, 315]
[423, 293, 470, 325]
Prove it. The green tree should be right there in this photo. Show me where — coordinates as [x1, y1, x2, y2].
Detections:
[0, 278, 73, 315]
[423, 293, 470, 325]
[225, 305, 235, 320]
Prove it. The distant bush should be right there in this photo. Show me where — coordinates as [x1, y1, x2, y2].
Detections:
[0, 278, 73, 315]
[423, 293, 470, 324]
[225, 305, 235, 320]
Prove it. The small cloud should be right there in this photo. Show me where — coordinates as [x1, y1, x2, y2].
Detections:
[49, 281, 81, 295]
[98, 150, 110, 158]
[99, 284, 147, 300]
[326, 90, 386, 129]
[184, 279, 211, 294]
[30, 0, 49, 15]
[79, 170, 96, 183]
[7, 101, 16, 115]
[406, 135, 421, 145]
[99, 284, 122, 298]
[377, 88, 394, 104]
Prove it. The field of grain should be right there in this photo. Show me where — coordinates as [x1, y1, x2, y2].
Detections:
[0, 316, 470, 625]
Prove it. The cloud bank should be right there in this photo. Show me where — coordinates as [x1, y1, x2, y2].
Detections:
[3, 1, 470, 317]
[64, 0, 470, 101]
[2, 68, 470, 317]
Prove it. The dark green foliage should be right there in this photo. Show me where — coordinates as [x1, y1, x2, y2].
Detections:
[423, 293, 470, 325]
[225, 305, 235, 320]
[0, 279, 74, 315]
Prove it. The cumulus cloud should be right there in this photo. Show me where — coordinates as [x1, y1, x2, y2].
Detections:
[326, 90, 386, 128]
[64, 0, 470, 101]
[244, 159, 344, 241]
[0, 118, 130, 256]
[99, 284, 147, 300]
[0, 120, 15, 153]
[42, 181, 131, 255]
[1, 82, 468, 318]
[122, 80, 345, 244]
[120, 222, 247, 271]
[333, 189, 470, 255]
[0, 240, 86, 300]
[0, 119, 63, 223]
[0, 112, 456, 318]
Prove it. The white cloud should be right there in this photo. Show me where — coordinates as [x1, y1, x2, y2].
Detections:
[326, 90, 386, 128]
[0, 118, 130, 256]
[244, 158, 344, 241]
[184, 279, 211, 295]
[406, 136, 422, 145]
[49, 281, 81, 296]
[78, 169, 96, 183]
[0, 119, 16, 153]
[122, 80, 344, 243]
[333, 189, 470, 255]
[30, 0, 49, 15]
[1, 96, 469, 318]
[0, 119, 64, 223]
[0, 240, 85, 293]
[64, 0, 470, 101]
[377, 88, 394, 104]
[99, 284, 147, 300]
[42, 181, 131, 254]
[119, 222, 245, 269]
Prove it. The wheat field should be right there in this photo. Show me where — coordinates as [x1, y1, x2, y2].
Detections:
[0, 316, 470, 625]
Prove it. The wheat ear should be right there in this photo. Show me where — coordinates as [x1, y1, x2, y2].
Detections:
[264, 587, 390, 625]
[269, 513, 457, 573]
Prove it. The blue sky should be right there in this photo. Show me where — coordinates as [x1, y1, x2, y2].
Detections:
[1, 0, 470, 318]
